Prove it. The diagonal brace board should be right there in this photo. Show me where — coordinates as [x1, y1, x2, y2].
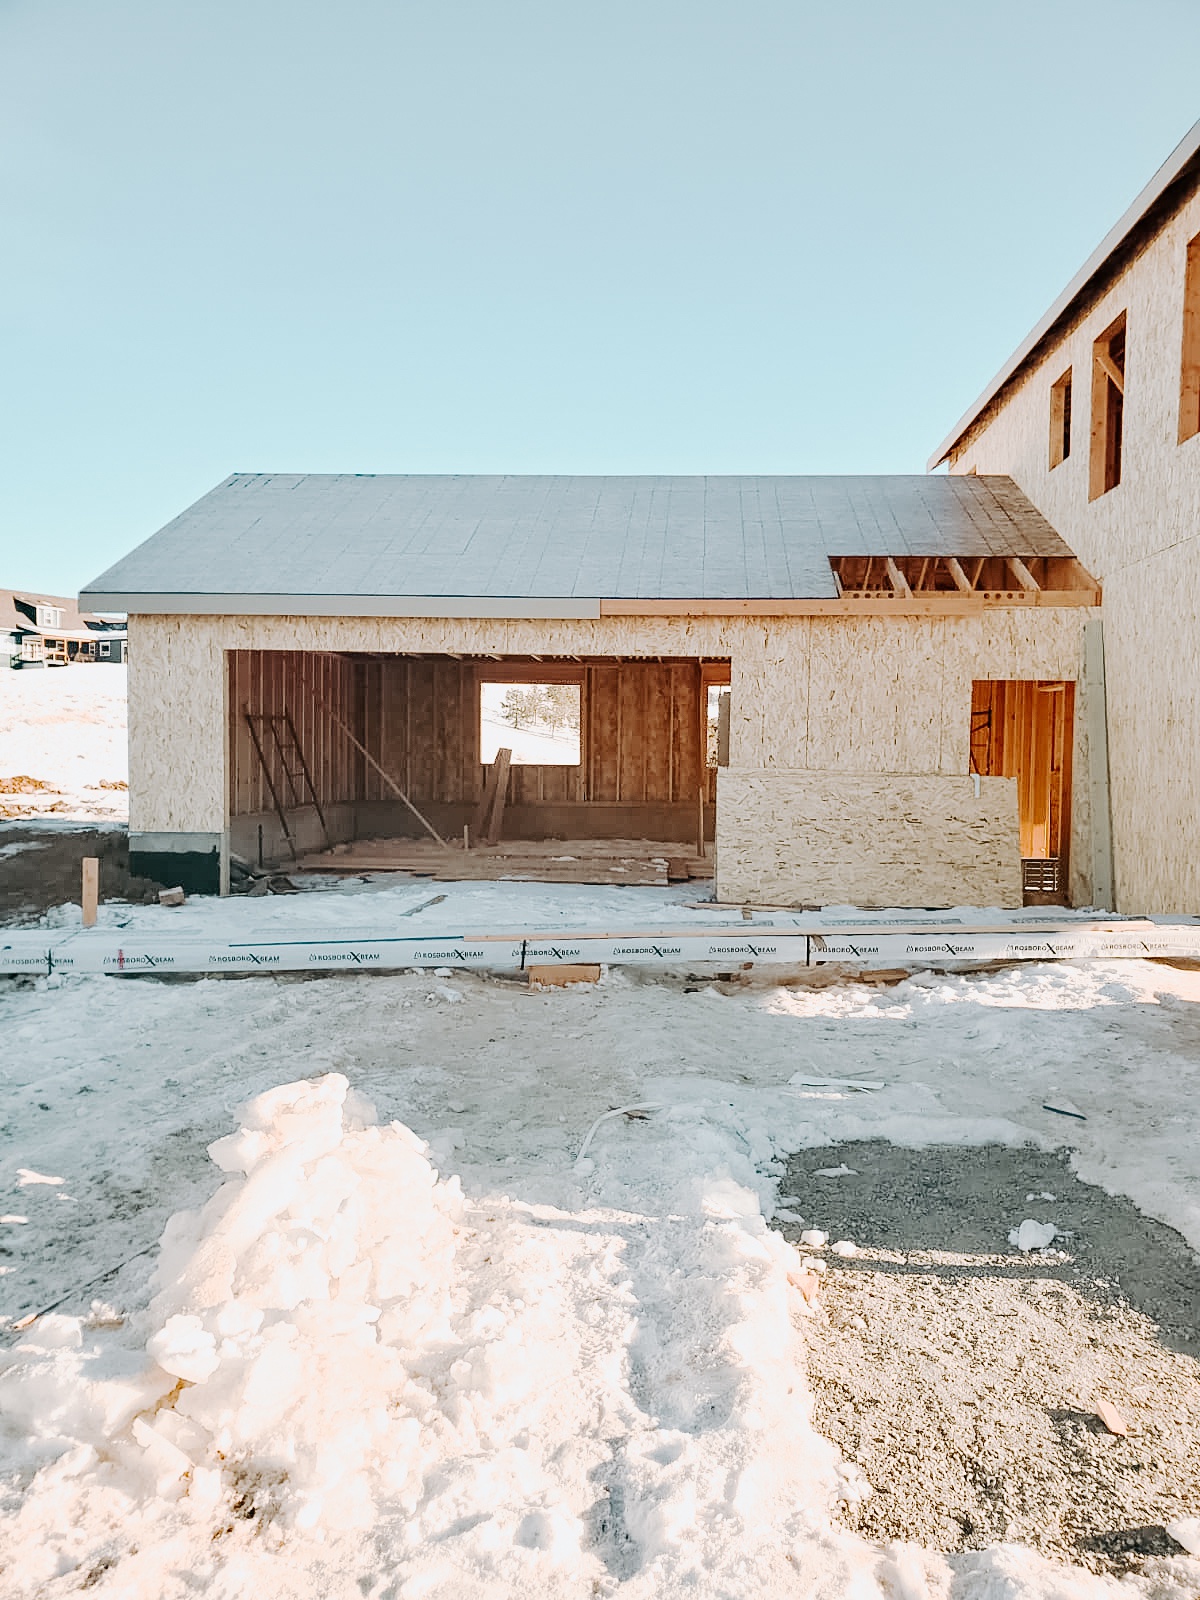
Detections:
[292, 658, 449, 848]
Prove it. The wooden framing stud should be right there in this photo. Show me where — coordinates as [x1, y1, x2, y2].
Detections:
[1095, 347, 1125, 395]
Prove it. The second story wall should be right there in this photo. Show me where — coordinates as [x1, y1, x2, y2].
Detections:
[944, 176, 1200, 912]
[947, 178, 1200, 583]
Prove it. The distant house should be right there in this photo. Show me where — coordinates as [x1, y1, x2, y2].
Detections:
[1, 589, 127, 668]
[930, 117, 1200, 914]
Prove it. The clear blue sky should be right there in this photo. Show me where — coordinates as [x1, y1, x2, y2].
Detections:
[3, 0, 1198, 596]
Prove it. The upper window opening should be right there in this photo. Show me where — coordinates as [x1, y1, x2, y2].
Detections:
[1049, 369, 1072, 468]
[480, 681, 580, 765]
[1180, 232, 1200, 444]
[1089, 312, 1126, 500]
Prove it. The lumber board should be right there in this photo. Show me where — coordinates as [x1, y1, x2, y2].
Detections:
[1095, 346, 1125, 394]
[945, 556, 973, 593]
[529, 965, 601, 987]
[1007, 556, 1040, 592]
[484, 747, 513, 844]
[471, 753, 504, 841]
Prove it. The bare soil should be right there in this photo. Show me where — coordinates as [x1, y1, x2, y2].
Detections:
[776, 1142, 1200, 1577]
[0, 824, 161, 925]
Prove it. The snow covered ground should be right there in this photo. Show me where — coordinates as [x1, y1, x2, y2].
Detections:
[0, 667, 128, 819]
[1, 878, 1199, 1598]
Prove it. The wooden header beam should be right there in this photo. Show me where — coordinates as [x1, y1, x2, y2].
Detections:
[600, 591, 1100, 617]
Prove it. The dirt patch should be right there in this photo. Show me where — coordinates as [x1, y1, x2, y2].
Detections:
[0, 776, 56, 794]
[0, 824, 162, 924]
[776, 1142, 1200, 1576]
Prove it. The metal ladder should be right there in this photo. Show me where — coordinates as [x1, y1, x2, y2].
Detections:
[244, 711, 332, 861]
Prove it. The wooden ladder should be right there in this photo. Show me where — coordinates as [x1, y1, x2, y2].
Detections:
[244, 711, 332, 861]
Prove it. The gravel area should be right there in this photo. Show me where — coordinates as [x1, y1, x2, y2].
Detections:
[776, 1141, 1200, 1577]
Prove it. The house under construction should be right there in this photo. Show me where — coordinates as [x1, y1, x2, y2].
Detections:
[81, 472, 1103, 909]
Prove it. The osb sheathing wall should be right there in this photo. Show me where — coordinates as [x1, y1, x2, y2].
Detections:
[947, 179, 1200, 912]
[128, 609, 1093, 902]
[716, 772, 1022, 908]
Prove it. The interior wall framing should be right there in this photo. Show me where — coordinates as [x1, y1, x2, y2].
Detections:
[226, 649, 727, 848]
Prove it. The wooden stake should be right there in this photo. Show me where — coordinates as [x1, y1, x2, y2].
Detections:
[81, 857, 99, 928]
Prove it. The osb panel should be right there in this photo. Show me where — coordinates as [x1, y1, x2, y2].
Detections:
[948, 182, 1200, 911]
[1101, 548, 1200, 911]
[805, 618, 943, 773]
[715, 769, 1022, 909]
[127, 618, 224, 833]
[728, 623, 811, 768]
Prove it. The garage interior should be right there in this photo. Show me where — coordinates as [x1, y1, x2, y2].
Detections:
[227, 649, 729, 883]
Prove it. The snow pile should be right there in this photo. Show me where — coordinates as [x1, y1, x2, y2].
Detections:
[0, 1074, 464, 1539]
[0, 1072, 879, 1596]
[1009, 1218, 1060, 1251]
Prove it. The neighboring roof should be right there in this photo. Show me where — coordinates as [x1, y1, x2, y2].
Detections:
[0, 588, 119, 634]
[929, 118, 1200, 470]
[81, 472, 1074, 616]
[23, 624, 127, 642]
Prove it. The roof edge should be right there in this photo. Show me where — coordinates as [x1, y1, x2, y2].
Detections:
[80, 593, 606, 620]
[928, 118, 1200, 471]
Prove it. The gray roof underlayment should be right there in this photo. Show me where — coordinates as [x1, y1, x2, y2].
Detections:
[81, 472, 1075, 617]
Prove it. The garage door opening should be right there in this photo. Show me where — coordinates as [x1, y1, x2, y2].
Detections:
[226, 650, 728, 883]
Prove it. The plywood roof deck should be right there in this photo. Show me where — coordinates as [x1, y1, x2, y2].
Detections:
[82, 473, 1092, 615]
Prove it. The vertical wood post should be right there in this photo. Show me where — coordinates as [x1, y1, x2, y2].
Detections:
[1084, 617, 1115, 910]
[81, 857, 99, 928]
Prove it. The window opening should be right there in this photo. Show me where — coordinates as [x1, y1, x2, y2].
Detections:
[480, 681, 581, 765]
[1180, 232, 1200, 444]
[1049, 368, 1072, 468]
[1089, 313, 1125, 499]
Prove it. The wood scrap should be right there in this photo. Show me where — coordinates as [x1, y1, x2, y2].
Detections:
[528, 964, 602, 988]
[1092, 1399, 1129, 1436]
